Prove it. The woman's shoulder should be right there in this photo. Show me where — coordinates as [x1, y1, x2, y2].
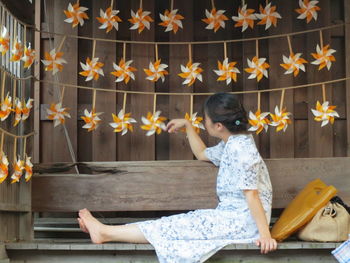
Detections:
[225, 133, 259, 156]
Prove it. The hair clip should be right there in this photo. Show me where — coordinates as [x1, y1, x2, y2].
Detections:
[235, 120, 240, 126]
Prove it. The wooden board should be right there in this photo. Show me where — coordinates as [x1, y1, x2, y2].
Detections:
[32, 158, 350, 212]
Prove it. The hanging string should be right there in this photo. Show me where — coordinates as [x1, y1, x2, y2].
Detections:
[57, 35, 67, 53]
[13, 19, 17, 43]
[223, 42, 227, 59]
[0, 132, 4, 154]
[1, 71, 5, 101]
[23, 136, 27, 160]
[0, 127, 35, 138]
[140, 0, 143, 9]
[92, 39, 96, 58]
[170, 0, 174, 10]
[322, 84, 326, 102]
[287, 35, 293, 54]
[256, 39, 259, 57]
[319, 30, 324, 47]
[211, 0, 215, 9]
[13, 137, 17, 161]
[122, 92, 127, 113]
[266, 0, 268, 5]
[110, 0, 114, 8]
[153, 93, 157, 115]
[123, 42, 126, 61]
[190, 94, 193, 116]
[257, 92, 261, 111]
[60, 86, 66, 103]
[92, 89, 97, 110]
[279, 89, 285, 110]
[188, 44, 192, 62]
[13, 78, 16, 101]
[155, 43, 158, 61]
[1, 7, 4, 31]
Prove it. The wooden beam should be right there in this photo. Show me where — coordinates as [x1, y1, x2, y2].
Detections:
[0, 203, 31, 213]
[345, 0, 350, 156]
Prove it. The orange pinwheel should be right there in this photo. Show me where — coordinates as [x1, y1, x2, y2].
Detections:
[269, 106, 292, 132]
[21, 98, 34, 122]
[24, 155, 33, 182]
[96, 7, 122, 33]
[0, 152, 9, 184]
[214, 58, 240, 85]
[79, 57, 104, 81]
[159, 9, 184, 33]
[10, 39, 24, 62]
[248, 110, 270, 134]
[111, 59, 137, 84]
[144, 59, 168, 82]
[244, 56, 270, 82]
[178, 61, 203, 86]
[129, 8, 153, 33]
[311, 101, 339, 127]
[202, 8, 228, 32]
[109, 109, 137, 135]
[280, 53, 307, 77]
[0, 26, 10, 56]
[295, 0, 320, 23]
[255, 2, 281, 30]
[141, 111, 167, 136]
[311, 44, 336, 71]
[13, 98, 22, 127]
[41, 48, 67, 75]
[11, 156, 24, 184]
[183, 112, 205, 134]
[81, 108, 103, 132]
[232, 4, 257, 32]
[21, 43, 36, 69]
[64, 1, 89, 27]
[0, 93, 12, 121]
[47, 102, 71, 127]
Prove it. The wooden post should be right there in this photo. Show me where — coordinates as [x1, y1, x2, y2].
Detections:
[345, 0, 350, 156]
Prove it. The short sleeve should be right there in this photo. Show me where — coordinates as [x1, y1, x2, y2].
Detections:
[204, 141, 225, 166]
[235, 158, 260, 190]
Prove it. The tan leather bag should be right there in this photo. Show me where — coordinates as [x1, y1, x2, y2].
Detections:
[297, 202, 350, 242]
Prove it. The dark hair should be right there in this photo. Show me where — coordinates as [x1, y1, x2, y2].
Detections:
[203, 92, 248, 133]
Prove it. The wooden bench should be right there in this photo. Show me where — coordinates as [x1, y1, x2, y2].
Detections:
[3, 158, 350, 263]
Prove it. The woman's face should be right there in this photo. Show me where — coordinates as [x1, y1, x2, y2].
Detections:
[204, 113, 216, 136]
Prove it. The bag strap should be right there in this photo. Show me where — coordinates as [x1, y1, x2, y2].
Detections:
[330, 196, 350, 214]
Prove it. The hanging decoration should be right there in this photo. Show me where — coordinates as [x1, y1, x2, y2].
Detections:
[22, 137, 33, 182]
[10, 22, 23, 62]
[245, 40, 269, 82]
[22, 43, 36, 69]
[202, 0, 228, 33]
[0, 133, 8, 184]
[280, 35, 307, 77]
[255, 2, 281, 30]
[13, 99, 22, 127]
[81, 89, 103, 132]
[159, 0, 184, 34]
[47, 102, 71, 127]
[109, 93, 137, 135]
[182, 95, 205, 134]
[248, 92, 270, 134]
[141, 94, 167, 136]
[0, 26, 9, 56]
[41, 36, 67, 75]
[144, 44, 168, 83]
[129, 0, 153, 34]
[269, 89, 292, 132]
[64, 0, 89, 28]
[178, 44, 203, 86]
[80, 40, 104, 81]
[295, 0, 320, 24]
[311, 84, 339, 127]
[96, 0, 122, 33]
[214, 42, 240, 85]
[311, 30, 336, 71]
[11, 138, 24, 184]
[232, 2, 256, 32]
[111, 43, 137, 84]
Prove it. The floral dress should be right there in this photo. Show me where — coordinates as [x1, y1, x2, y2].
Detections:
[135, 133, 273, 263]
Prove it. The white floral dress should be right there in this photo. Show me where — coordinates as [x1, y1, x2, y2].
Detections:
[135, 133, 273, 263]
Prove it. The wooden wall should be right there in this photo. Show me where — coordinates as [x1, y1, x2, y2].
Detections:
[38, 0, 349, 163]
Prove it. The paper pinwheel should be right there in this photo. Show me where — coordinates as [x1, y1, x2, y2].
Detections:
[141, 111, 167, 136]
[280, 53, 307, 76]
[96, 7, 122, 33]
[129, 8, 153, 33]
[0, 27, 10, 56]
[184, 112, 205, 134]
[0, 93, 12, 121]
[81, 109, 103, 132]
[79, 57, 104, 81]
[24, 155, 33, 182]
[47, 102, 71, 127]
[41, 48, 67, 75]
[248, 110, 270, 134]
[64, 1, 89, 27]
[255, 2, 281, 30]
[0, 153, 9, 184]
[202, 8, 228, 32]
[311, 101, 339, 127]
[21, 43, 36, 69]
[295, 0, 320, 23]
[270, 106, 292, 132]
[159, 9, 184, 33]
[244, 56, 270, 82]
[232, 4, 257, 32]
[214, 58, 240, 85]
[10, 39, 24, 62]
[311, 44, 336, 70]
[178, 61, 203, 86]
[109, 109, 137, 135]
[11, 156, 24, 184]
[111, 59, 137, 84]
[144, 59, 168, 82]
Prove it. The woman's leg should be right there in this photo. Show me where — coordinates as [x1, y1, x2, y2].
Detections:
[78, 208, 149, 244]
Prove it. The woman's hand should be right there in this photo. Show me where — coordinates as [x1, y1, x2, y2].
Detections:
[166, 119, 190, 133]
[255, 236, 277, 254]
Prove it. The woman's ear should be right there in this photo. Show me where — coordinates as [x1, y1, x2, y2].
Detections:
[215, 122, 225, 131]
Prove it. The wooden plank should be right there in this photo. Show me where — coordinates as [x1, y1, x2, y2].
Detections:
[0, 203, 30, 212]
[32, 158, 350, 212]
[345, 0, 350, 156]
[294, 120, 308, 158]
[91, 0, 117, 161]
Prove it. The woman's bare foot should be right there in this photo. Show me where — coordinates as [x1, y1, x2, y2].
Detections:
[78, 208, 108, 244]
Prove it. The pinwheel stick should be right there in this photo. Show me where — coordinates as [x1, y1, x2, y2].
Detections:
[24, 25, 26, 45]
[110, 0, 114, 8]
[1, 71, 6, 101]
[92, 89, 97, 110]
[153, 93, 157, 115]
[60, 86, 66, 103]
[57, 35, 67, 53]
[190, 94, 193, 116]
[13, 137, 17, 162]
[266, 0, 268, 5]
[211, 0, 215, 9]
[322, 84, 326, 102]
[140, 0, 143, 9]
[13, 79, 16, 101]
[122, 92, 127, 113]
[155, 43, 158, 61]
[223, 42, 227, 59]
[319, 30, 324, 48]
[92, 40, 96, 59]
[171, 0, 174, 10]
[1, 7, 4, 30]
[256, 39, 259, 58]
[123, 42, 126, 61]
[23, 137, 27, 159]
[188, 44, 192, 63]
[280, 89, 285, 110]
[287, 35, 293, 54]
[257, 92, 261, 111]
[0, 132, 4, 153]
